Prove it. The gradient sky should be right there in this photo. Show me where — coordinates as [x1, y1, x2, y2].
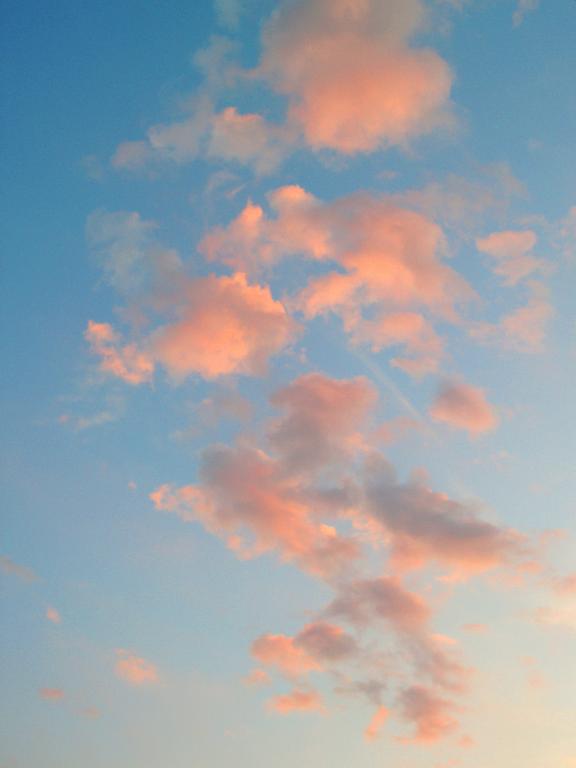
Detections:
[1, 1, 576, 766]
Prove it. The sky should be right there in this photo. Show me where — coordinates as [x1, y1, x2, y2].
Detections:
[1, 0, 575, 766]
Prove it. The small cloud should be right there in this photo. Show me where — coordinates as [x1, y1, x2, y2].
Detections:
[46, 606, 61, 624]
[39, 688, 64, 702]
[114, 649, 159, 686]
[429, 379, 499, 435]
[0, 554, 38, 583]
[268, 688, 325, 715]
[513, 0, 539, 28]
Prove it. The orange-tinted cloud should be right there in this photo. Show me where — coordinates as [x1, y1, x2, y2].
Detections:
[326, 577, 430, 631]
[269, 688, 325, 714]
[362, 452, 525, 576]
[268, 373, 376, 474]
[86, 273, 296, 384]
[203, 186, 472, 373]
[151, 273, 297, 380]
[114, 650, 159, 686]
[397, 685, 459, 743]
[46, 606, 61, 624]
[85, 321, 154, 385]
[251, 634, 320, 677]
[150, 444, 359, 578]
[476, 229, 543, 285]
[259, 0, 454, 154]
[365, 705, 389, 741]
[429, 380, 499, 435]
[39, 688, 64, 701]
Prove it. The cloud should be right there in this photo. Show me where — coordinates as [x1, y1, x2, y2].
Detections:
[0, 554, 38, 583]
[151, 273, 297, 380]
[258, 0, 454, 154]
[361, 453, 525, 576]
[268, 688, 325, 714]
[268, 373, 377, 474]
[476, 230, 543, 285]
[46, 606, 61, 624]
[86, 273, 297, 384]
[85, 321, 154, 385]
[397, 685, 458, 743]
[513, 0, 539, 28]
[202, 186, 472, 374]
[364, 705, 389, 741]
[39, 688, 64, 701]
[429, 379, 499, 435]
[150, 443, 359, 578]
[326, 577, 430, 631]
[114, 650, 159, 686]
[471, 281, 552, 354]
[251, 634, 320, 677]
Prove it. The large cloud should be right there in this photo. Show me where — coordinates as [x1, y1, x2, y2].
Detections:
[86, 273, 297, 383]
[202, 186, 472, 374]
[259, 0, 454, 153]
[268, 372, 377, 474]
[150, 443, 359, 578]
[361, 452, 525, 576]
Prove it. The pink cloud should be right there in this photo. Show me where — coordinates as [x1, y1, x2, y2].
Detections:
[46, 606, 61, 624]
[202, 186, 472, 373]
[0, 554, 38, 583]
[243, 668, 271, 687]
[269, 688, 325, 714]
[251, 634, 320, 677]
[365, 705, 389, 741]
[476, 229, 543, 285]
[268, 373, 376, 474]
[429, 380, 499, 435]
[362, 453, 526, 576]
[85, 321, 154, 385]
[151, 273, 297, 380]
[259, 0, 454, 154]
[397, 685, 459, 743]
[39, 688, 64, 701]
[86, 273, 296, 384]
[150, 444, 359, 578]
[471, 281, 552, 354]
[114, 650, 159, 686]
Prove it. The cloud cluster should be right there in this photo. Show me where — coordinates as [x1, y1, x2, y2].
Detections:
[203, 185, 472, 375]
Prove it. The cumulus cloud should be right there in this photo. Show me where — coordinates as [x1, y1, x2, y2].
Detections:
[268, 373, 377, 474]
[429, 379, 499, 435]
[114, 650, 159, 686]
[86, 273, 296, 384]
[251, 633, 320, 677]
[202, 186, 472, 374]
[258, 0, 454, 154]
[476, 229, 543, 285]
[150, 443, 359, 578]
[397, 685, 458, 743]
[361, 452, 525, 576]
